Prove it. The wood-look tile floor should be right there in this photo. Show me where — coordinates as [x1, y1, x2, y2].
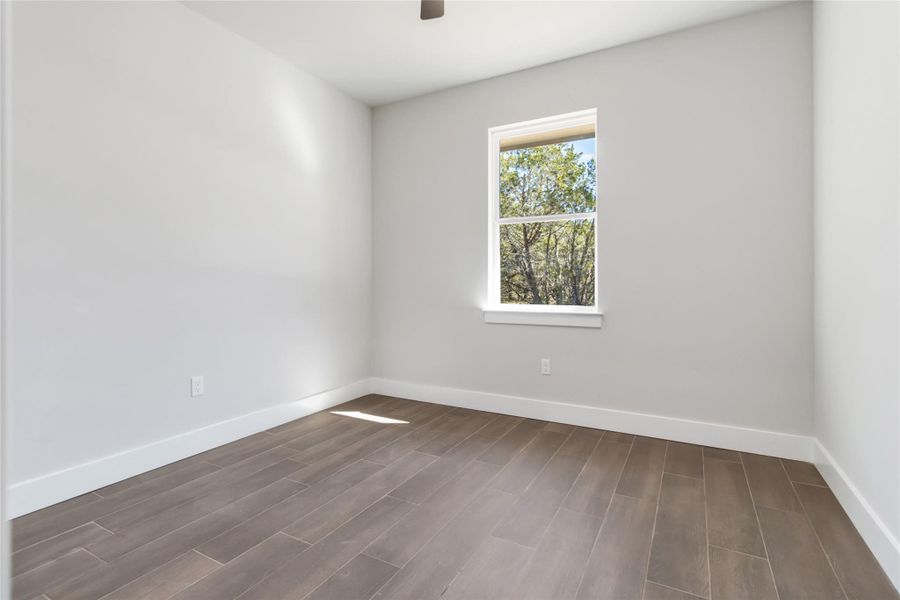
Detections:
[12, 395, 898, 600]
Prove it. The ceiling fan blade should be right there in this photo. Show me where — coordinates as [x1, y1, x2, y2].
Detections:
[420, 0, 444, 20]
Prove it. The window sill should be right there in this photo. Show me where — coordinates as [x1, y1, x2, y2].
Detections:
[483, 308, 604, 328]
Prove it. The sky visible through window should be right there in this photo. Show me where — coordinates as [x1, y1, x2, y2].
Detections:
[570, 137, 595, 165]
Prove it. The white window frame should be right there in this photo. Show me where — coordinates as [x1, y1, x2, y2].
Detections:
[484, 108, 603, 328]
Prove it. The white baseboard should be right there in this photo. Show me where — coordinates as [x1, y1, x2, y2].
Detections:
[7, 378, 373, 519]
[14, 374, 896, 593]
[370, 378, 900, 590]
[813, 441, 900, 590]
[370, 378, 815, 461]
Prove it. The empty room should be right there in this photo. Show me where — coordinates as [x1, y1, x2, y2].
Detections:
[2, 0, 898, 598]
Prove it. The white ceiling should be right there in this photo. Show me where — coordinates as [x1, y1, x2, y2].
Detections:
[185, 0, 786, 106]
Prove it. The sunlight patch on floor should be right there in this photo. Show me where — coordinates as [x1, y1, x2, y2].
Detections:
[330, 410, 409, 424]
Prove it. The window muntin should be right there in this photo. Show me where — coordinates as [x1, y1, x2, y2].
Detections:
[489, 110, 598, 310]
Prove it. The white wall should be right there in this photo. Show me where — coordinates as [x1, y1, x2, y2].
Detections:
[373, 4, 813, 435]
[7, 2, 372, 490]
[813, 0, 900, 579]
[1, 0, 10, 590]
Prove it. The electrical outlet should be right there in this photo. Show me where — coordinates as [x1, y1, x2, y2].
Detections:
[191, 376, 204, 397]
[541, 358, 551, 375]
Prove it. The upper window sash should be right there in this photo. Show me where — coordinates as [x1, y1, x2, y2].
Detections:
[496, 113, 597, 220]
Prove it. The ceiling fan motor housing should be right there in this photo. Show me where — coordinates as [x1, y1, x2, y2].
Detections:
[421, 0, 444, 20]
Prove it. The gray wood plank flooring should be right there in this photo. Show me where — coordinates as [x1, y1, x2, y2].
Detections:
[11, 395, 897, 600]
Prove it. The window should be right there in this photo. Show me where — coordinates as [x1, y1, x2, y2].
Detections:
[485, 109, 603, 328]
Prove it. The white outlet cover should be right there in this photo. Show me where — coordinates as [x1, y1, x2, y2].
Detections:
[191, 376, 204, 396]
